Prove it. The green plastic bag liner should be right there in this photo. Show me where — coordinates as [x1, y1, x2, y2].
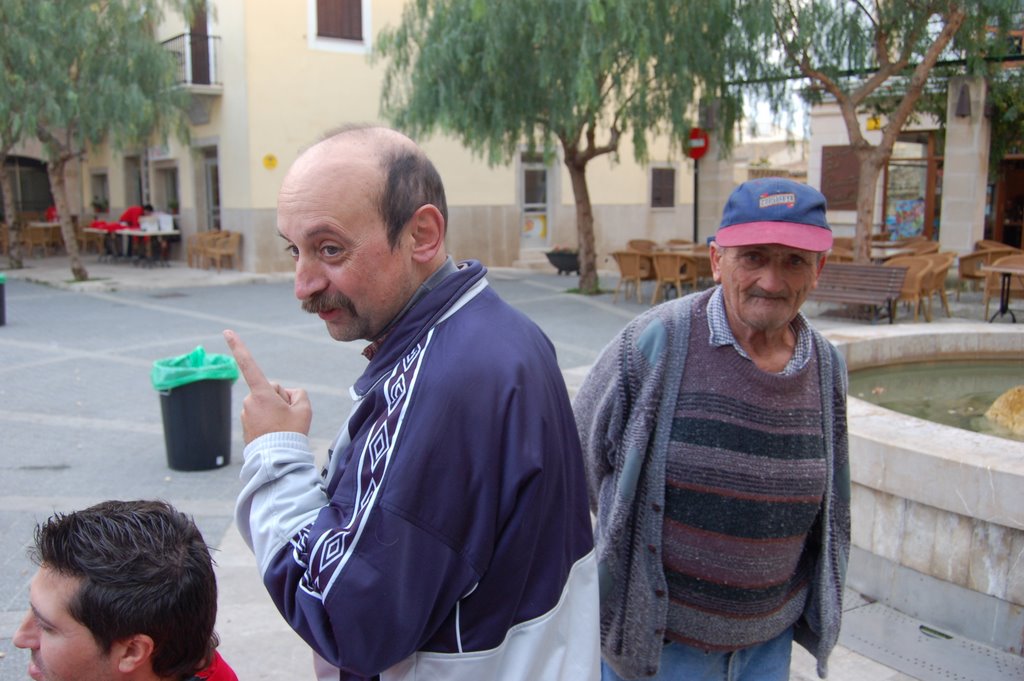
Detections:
[151, 345, 239, 391]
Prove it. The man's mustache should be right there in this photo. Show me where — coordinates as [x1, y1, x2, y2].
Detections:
[302, 291, 357, 315]
[747, 287, 789, 300]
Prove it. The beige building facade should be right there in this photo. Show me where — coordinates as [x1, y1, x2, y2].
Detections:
[9, 5, 1016, 272]
[805, 76, 1005, 254]
[75, 0, 701, 275]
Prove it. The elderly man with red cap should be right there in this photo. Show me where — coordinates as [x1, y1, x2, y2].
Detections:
[574, 177, 850, 681]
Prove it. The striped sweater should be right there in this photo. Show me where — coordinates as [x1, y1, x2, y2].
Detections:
[663, 300, 827, 650]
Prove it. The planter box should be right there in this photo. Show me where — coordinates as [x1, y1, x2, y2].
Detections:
[545, 251, 579, 275]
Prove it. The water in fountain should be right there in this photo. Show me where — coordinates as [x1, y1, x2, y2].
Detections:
[849, 360, 1024, 442]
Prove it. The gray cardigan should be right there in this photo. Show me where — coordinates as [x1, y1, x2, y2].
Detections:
[573, 291, 850, 680]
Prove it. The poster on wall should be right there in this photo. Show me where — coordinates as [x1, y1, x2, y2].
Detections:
[885, 199, 925, 238]
[885, 162, 927, 238]
[521, 213, 548, 249]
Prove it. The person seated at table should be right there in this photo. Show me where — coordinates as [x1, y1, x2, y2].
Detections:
[120, 204, 154, 258]
[88, 216, 123, 259]
[119, 203, 154, 229]
[91, 204, 154, 258]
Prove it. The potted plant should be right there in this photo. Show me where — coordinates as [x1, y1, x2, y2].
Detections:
[167, 199, 180, 215]
[545, 246, 579, 275]
[91, 196, 109, 214]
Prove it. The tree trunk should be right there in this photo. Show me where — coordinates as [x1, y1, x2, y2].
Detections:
[47, 160, 89, 281]
[1, 154, 25, 269]
[563, 157, 599, 294]
[852, 149, 887, 262]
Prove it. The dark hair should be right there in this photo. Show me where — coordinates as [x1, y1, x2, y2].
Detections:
[377, 146, 448, 250]
[29, 500, 217, 680]
[143, 204, 154, 213]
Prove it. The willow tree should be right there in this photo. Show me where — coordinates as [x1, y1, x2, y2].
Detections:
[763, 0, 1019, 261]
[3, 0, 196, 281]
[376, 0, 761, 294]
[0, 1, 40, 269]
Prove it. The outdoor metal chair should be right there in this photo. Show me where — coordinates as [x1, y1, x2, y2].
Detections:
[920, 252, 956, 318]
[626, 239, 659, 253]
[884, 256, 932, 321]
[650, 251, 698, 304]
[611, 250, 655, 303]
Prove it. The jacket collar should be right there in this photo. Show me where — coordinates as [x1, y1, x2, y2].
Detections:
[353, 259, 487, 396]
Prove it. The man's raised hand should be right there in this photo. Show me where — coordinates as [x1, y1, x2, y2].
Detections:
[224, 330, 312, 443]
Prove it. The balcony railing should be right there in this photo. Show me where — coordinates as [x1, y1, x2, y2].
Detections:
[162, 33, 222, 88]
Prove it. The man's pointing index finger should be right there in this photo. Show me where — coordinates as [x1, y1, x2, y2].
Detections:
[223, 329, 270, 390]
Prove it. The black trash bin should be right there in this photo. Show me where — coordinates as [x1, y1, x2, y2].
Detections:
[152, 346, 239, 471]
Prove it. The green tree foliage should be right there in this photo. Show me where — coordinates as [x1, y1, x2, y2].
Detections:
[759, 0, 1019, 260]
[914, 62, 1024, 178]
[987, 66, 1024, 168]
[376, 0, 759, 294]
[0, 1, 43, 267]
[0, 0, 198, 279]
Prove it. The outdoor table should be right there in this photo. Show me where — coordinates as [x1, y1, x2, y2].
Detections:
[980, 263, 1024, 323]
[661, 242, 700, 252]
[85, 226, 129, 262]
[654, 245, 712, 287]
[118, 228, 181, 267]
[869, 245, 915, 262]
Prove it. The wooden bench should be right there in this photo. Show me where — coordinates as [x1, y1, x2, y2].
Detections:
[808, 262, 907, 324]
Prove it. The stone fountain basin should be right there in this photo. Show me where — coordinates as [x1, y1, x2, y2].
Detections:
[824, 322, 1024, 656]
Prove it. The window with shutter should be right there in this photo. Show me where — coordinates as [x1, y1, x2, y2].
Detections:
[317, 0, 362, 40]
[651, 167, 676, 208]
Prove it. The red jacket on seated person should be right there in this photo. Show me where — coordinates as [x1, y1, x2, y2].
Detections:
[90, 204, 153, 233]
[119, 204, 152, 228]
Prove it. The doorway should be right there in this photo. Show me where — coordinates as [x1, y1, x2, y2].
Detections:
[124, 156, 143, 208]
[520, 153, 550, 251]
[190, 6, 211, 85]
[987, 158, 1024, 248]
[203, 150, 221, 231]
[0, 156, 52, 218]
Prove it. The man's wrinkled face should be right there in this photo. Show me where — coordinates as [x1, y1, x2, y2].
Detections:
[13, 566, 117, 681]
[710, 243, 825, 336]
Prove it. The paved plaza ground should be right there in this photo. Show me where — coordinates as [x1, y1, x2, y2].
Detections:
[0, 255, 1020, 680]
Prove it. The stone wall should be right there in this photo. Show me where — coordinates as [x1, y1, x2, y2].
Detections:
[827, 324, 1024, 655]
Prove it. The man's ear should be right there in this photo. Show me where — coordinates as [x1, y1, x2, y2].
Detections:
[113, 634, 156, 674]
[709, 242, 724, 283]
[407, 204, 446, 264]
[811, 252, 828, 288]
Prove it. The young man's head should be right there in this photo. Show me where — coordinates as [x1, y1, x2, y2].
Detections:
[13, 500, 218, 681]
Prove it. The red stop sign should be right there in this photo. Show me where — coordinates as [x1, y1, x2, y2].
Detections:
[687, 127, 709, 160]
